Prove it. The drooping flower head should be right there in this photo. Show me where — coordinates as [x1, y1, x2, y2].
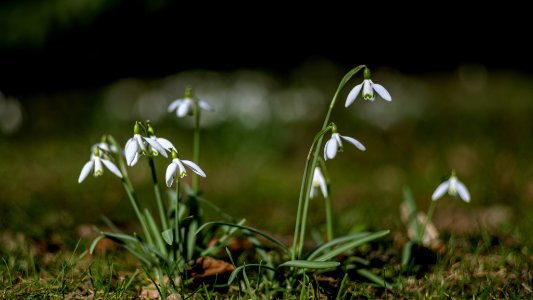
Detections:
[168, 86, 213, 118]
[345, 67, 392, 107]
[125, 121, 171, 166]
[431, 171, 471, 202]
[310, 167, 328, 199]
[165, 150, 206, 187]
[324, 125, 366, 160]
[78, 146, 122, 183]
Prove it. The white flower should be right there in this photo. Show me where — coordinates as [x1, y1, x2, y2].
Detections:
[431, 173, 471, 202]
[168, 98, 213, 118]
[324, 133, 365, 160]
[165, 156, 206, 187]
[345, 79, 392, 107]
[124, 133, 168, 166]
[310, 167, 328, 199]
[91, 142, 118, 154]
[78, 152, 122, 183]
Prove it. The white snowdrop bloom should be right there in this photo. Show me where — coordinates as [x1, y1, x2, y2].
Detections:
[310, 167, 328, 199]
[78, 149, 122, 183]
[324, 133, 365, 160]
[124, 123, 169, 166]
[431, 173, 471, 202]
[345, 68, 391, 107]
[165, 151, 206, 187]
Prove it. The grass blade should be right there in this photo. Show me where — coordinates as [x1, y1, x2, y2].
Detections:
[278, 260, 340, 269]
[313, 230, 390, 262]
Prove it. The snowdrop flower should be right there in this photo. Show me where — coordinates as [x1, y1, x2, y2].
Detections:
[91, 136, 118, 154]
[168, 87, 213, 118]
[165, 150, 206, 187]
[125, 122, 168, 166]
[431, 171, 471, 202]
[345, 68, 391, 107]
[78, 148, 122, 183]
[324, 130, 365, 160]
[146, 123, 176, 153]
[310, 167, 328, 199]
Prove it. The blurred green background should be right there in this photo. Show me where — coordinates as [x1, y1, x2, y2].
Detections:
[1, 0, 533, 247]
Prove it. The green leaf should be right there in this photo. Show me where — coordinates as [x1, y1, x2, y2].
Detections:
[227, 264, 279, 286]
[403, 186, 421, 239]
[278, 260, 340, 269]
[187, 220, 198, 261]
[197, 221, 289, 255]
[89, 235, 105, 255]
[356, 268, 393, 289]
[313, 230, 390, 262]
[101, 231, 139, 244]
[307, 232, 369, 260]
[401, 240, 414, 268]
[162, 229, 173, 246]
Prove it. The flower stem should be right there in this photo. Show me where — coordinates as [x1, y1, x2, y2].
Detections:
[293, 65, 366, 259]
[324, 194, 334, 242]
[192, 100, 201, 194]
[121, 179, 153, 245]
[421, 200, 437, 244]
[174, 178, 182, 260]
[148, 157, 169, 231]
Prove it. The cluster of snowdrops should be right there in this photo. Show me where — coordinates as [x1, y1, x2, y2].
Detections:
[78, 66, 470, 298]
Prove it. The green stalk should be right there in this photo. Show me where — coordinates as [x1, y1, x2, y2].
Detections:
[420, 200, 437, 244]
[192, 99, 201, 194]
[293, 65, 366, 259]
[121, 179, 153, 245]
[148, 157, 169, 231]
[324, 194, 333, 242]
[174, 178, 182, 260]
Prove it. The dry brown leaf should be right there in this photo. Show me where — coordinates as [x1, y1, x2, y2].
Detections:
[191, 256, 235, 279]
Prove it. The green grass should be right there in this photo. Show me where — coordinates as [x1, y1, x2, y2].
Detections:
[2, 66, 533, 297]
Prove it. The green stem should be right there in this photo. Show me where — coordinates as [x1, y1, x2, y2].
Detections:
[121, 179, 153, 245]
[174, 178, 182, 260]
[293, 65, 366, 259]
[148, 157, 169, 231]
[421, 200, 437, 244]
[324, 194, 333, 242]
[192, 100, 201, 194]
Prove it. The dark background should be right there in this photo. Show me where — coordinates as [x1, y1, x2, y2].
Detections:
[1, 0, 531, 95]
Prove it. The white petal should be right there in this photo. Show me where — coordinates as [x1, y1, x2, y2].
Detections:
[165, 162, 178, 187]
[156, 138, 175, 151]
[131, 153, 140, 166]
[309, 186, 317, 199]
[455, 181, 471, 203]
[333, 133, 343, 147]
[101, 159, 123, 178]
[431, 181, 450, 201]
[78, 160, 94, 183]
[177, 101, 192, 117]
[371, 82, 392, 101]
[181, 160, 207, 177]
[314, 168, 328, 198]
[145, 137, 168, 158]
[340, 136, 366, 151]
[199, 100, 214, 111]
[326, 138, 338, 160]
[176, 159, 187, 178]
[168, 99, 184, 112]
[363, 80, 374, 100]
[125, 138, 139, 166]
[345, 82, 363, 107]
[94, 157, 103, 176]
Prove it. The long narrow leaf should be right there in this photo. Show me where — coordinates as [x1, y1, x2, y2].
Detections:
[401, 240, 414, 268]
[101, 231, 140, 244]
[313, 230, 390, 262]
[89, 235, 105, 254]
[307, 232, 369, 260]
[403, 187, 420, 239]
[227, 264, 279, 286]
[356, 268, 393, 289]
[278, 260, 340, 269]
[187, 220, 198, 261]
[197, 222, 289, 254]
